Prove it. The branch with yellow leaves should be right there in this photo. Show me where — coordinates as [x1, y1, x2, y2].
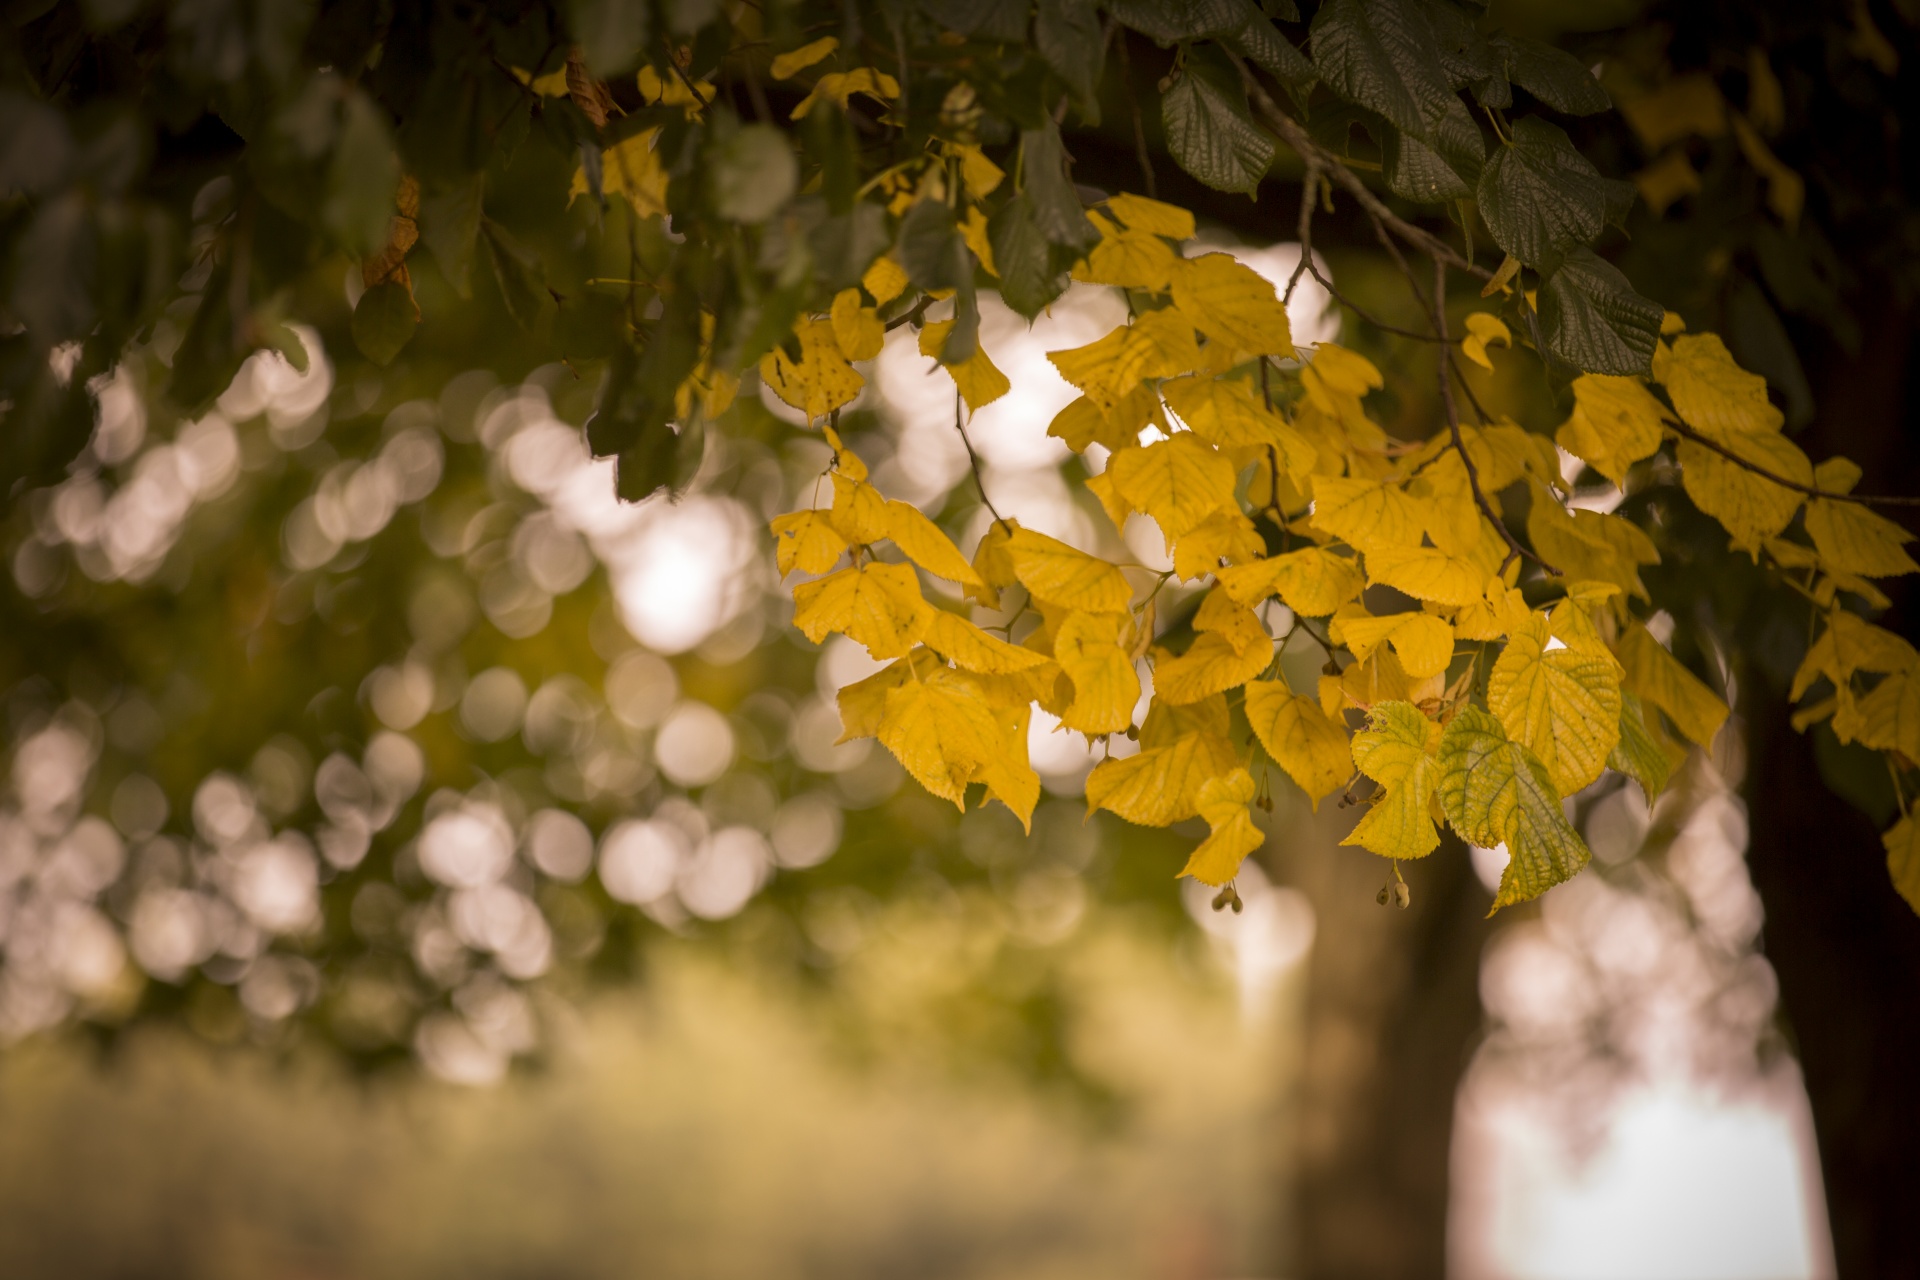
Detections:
[1666, 418, 1920, 509]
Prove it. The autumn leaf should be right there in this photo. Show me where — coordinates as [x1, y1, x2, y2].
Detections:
[1245, 681, 1352, 806]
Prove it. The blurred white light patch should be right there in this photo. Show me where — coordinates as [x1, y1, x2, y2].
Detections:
[460, 667, 529, 743]
[1182, 861, 1316, 1026]
[678, 826, 772, 920]
[769, 791, 842, 869]
[227, 836, 320, 934]
[192, 773, 260, 847]
[599, 818, 689, 905]
[417, 802, 515, 888]
[605, 649, 679, 730]
[448, 883, 552, 979]
[654, 701, 736, 788]
[416, 1010, 508, 1087]
[523, 808, 594, 882]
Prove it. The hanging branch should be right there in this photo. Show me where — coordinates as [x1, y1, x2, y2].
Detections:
[1665, 418, 1920, 508]
[1432, 260, 1555, 575]
[955, 391, 1008, 526]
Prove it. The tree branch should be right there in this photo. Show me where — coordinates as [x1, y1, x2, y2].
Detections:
[1432, 260, 1554, 575]
[1666, 418, 1920, 508]
[955, 391, 1007, 526]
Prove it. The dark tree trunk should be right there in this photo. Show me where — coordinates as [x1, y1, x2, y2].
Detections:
[1275, 811, 1490, 1280]
[1746, 699, 1920, 1277]
[1745, 309, 1920, 1279]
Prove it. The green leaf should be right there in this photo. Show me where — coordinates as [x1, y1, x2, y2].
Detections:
[1309, 0, 1455, 135]
[1505, 34, 1610, 115]
[1019, 120, 1098, 252]
[707, 122, 798, 224]
[1475, 116, 1617, 267]
[1221, 4, 1317, 108]
[809, 203, 889, 292]
[1436, 705, 1593, 912]
[1424, 1, 1508, 108]
[419, 175, 483, 298]
[1160, 44, 1276, 195]
[1380, 96, 1482, 203]
[1538, 247, 1664, 376]
[1036, 0, 1105, 111]
[1106, 0, 1245, 44]
[1608, 692, 1672, 806]
[351, 281, 418, 366]
[897, 200, 969, 292]
[481, 218, 555, 332]
[989, 194, 1068, 319]
[920, 0, 1029, 42]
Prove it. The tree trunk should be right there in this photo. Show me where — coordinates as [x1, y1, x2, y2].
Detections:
[1275, 814, 1490, 1280]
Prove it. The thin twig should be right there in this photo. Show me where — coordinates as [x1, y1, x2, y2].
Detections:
[955, 391, 1007, 526]
[1448, 355, 1492, 425]
[883, 295, 934, 332]
[1228, 53, 1492, 284]
[1666, 419, 1920, 508]
[1285, 166, 1320, 306]
[1433, 259, 1554, 575]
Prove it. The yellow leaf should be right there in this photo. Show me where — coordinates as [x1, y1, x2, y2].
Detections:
[1411, 452, 1484, 559]
[770, 509, 848, 576]
[792, 561, 931, 659]
[1216, 547, 1365, 617]
[637, 66, 717, 113]
[1047, 309, 1200, 411]
[770, 36, 839, 80]
[1616, 73, 1726, 151]
[1555, 375, 1671, 486]
[830, 288, 885, 361]
[1180, 768, 1264, 885]
[1364, 543, 1489, 608]
[948, 143, 1004, 200]
[974, 698, 1040, 831]
[835, 651, 932, 741]
[1107, 193, 1196, 240]
[1085, 710, 1237, 826]
[884, 500, 983, 585]
[1460, 313, 1512, 370]
[1856, 668, 1920, 761]
[1083, 468, 1133, 533]
[1341, 701, 1444, 860]
[1333, 609, 1456, 680]
[1677, 433, 1811, 553]
[1338, 646, 1426, 711]
[790, 68, 900, 119]
[1055, 611, 1142, 734]
[1110, 432, 1237, 549]
[924, 611, 1049, 675]
[1152, 630, 1273, 704]
[1300, 344, 1383, 410]
[1310, 475, 1426, 555]
[829, 471, 889, 544]
[966, 518, 1019, 609]
[863, 255, 909, 307]
[1791, 609, 1918, 700]
[1006, 528, 1133, 613]
[1245, 681, 1351, 806]
[1884, 815, 1920, 916]
[1527, 489, 1660, 601]
[1160, 375, 1317, 476]
[1193, 586, 1271, 655]
[879, 671, 1005, 806]
[1173, 509, 1265, 581]
[1171, 253, 1294, 357]
[960, 205, 997, 276]
[1633, 148, 1703, 217]
[919, 319, 1011, 410]
[575, 129, 669, 218]
[1076, 224, 1179, 291]
[1659, 332, 1784, 438]
[1805, 496, 1919, 578]
[760, 318, 865, 420]
[1488, 613, 1623, 794]
[822, 423, 866, 479]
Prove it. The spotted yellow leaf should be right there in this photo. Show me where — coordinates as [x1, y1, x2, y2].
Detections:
[1487, 613, 1622, 794]
[760, 318, 864, 420]
[829, 471, 889, 544]
[878, 670, 1005, 806]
